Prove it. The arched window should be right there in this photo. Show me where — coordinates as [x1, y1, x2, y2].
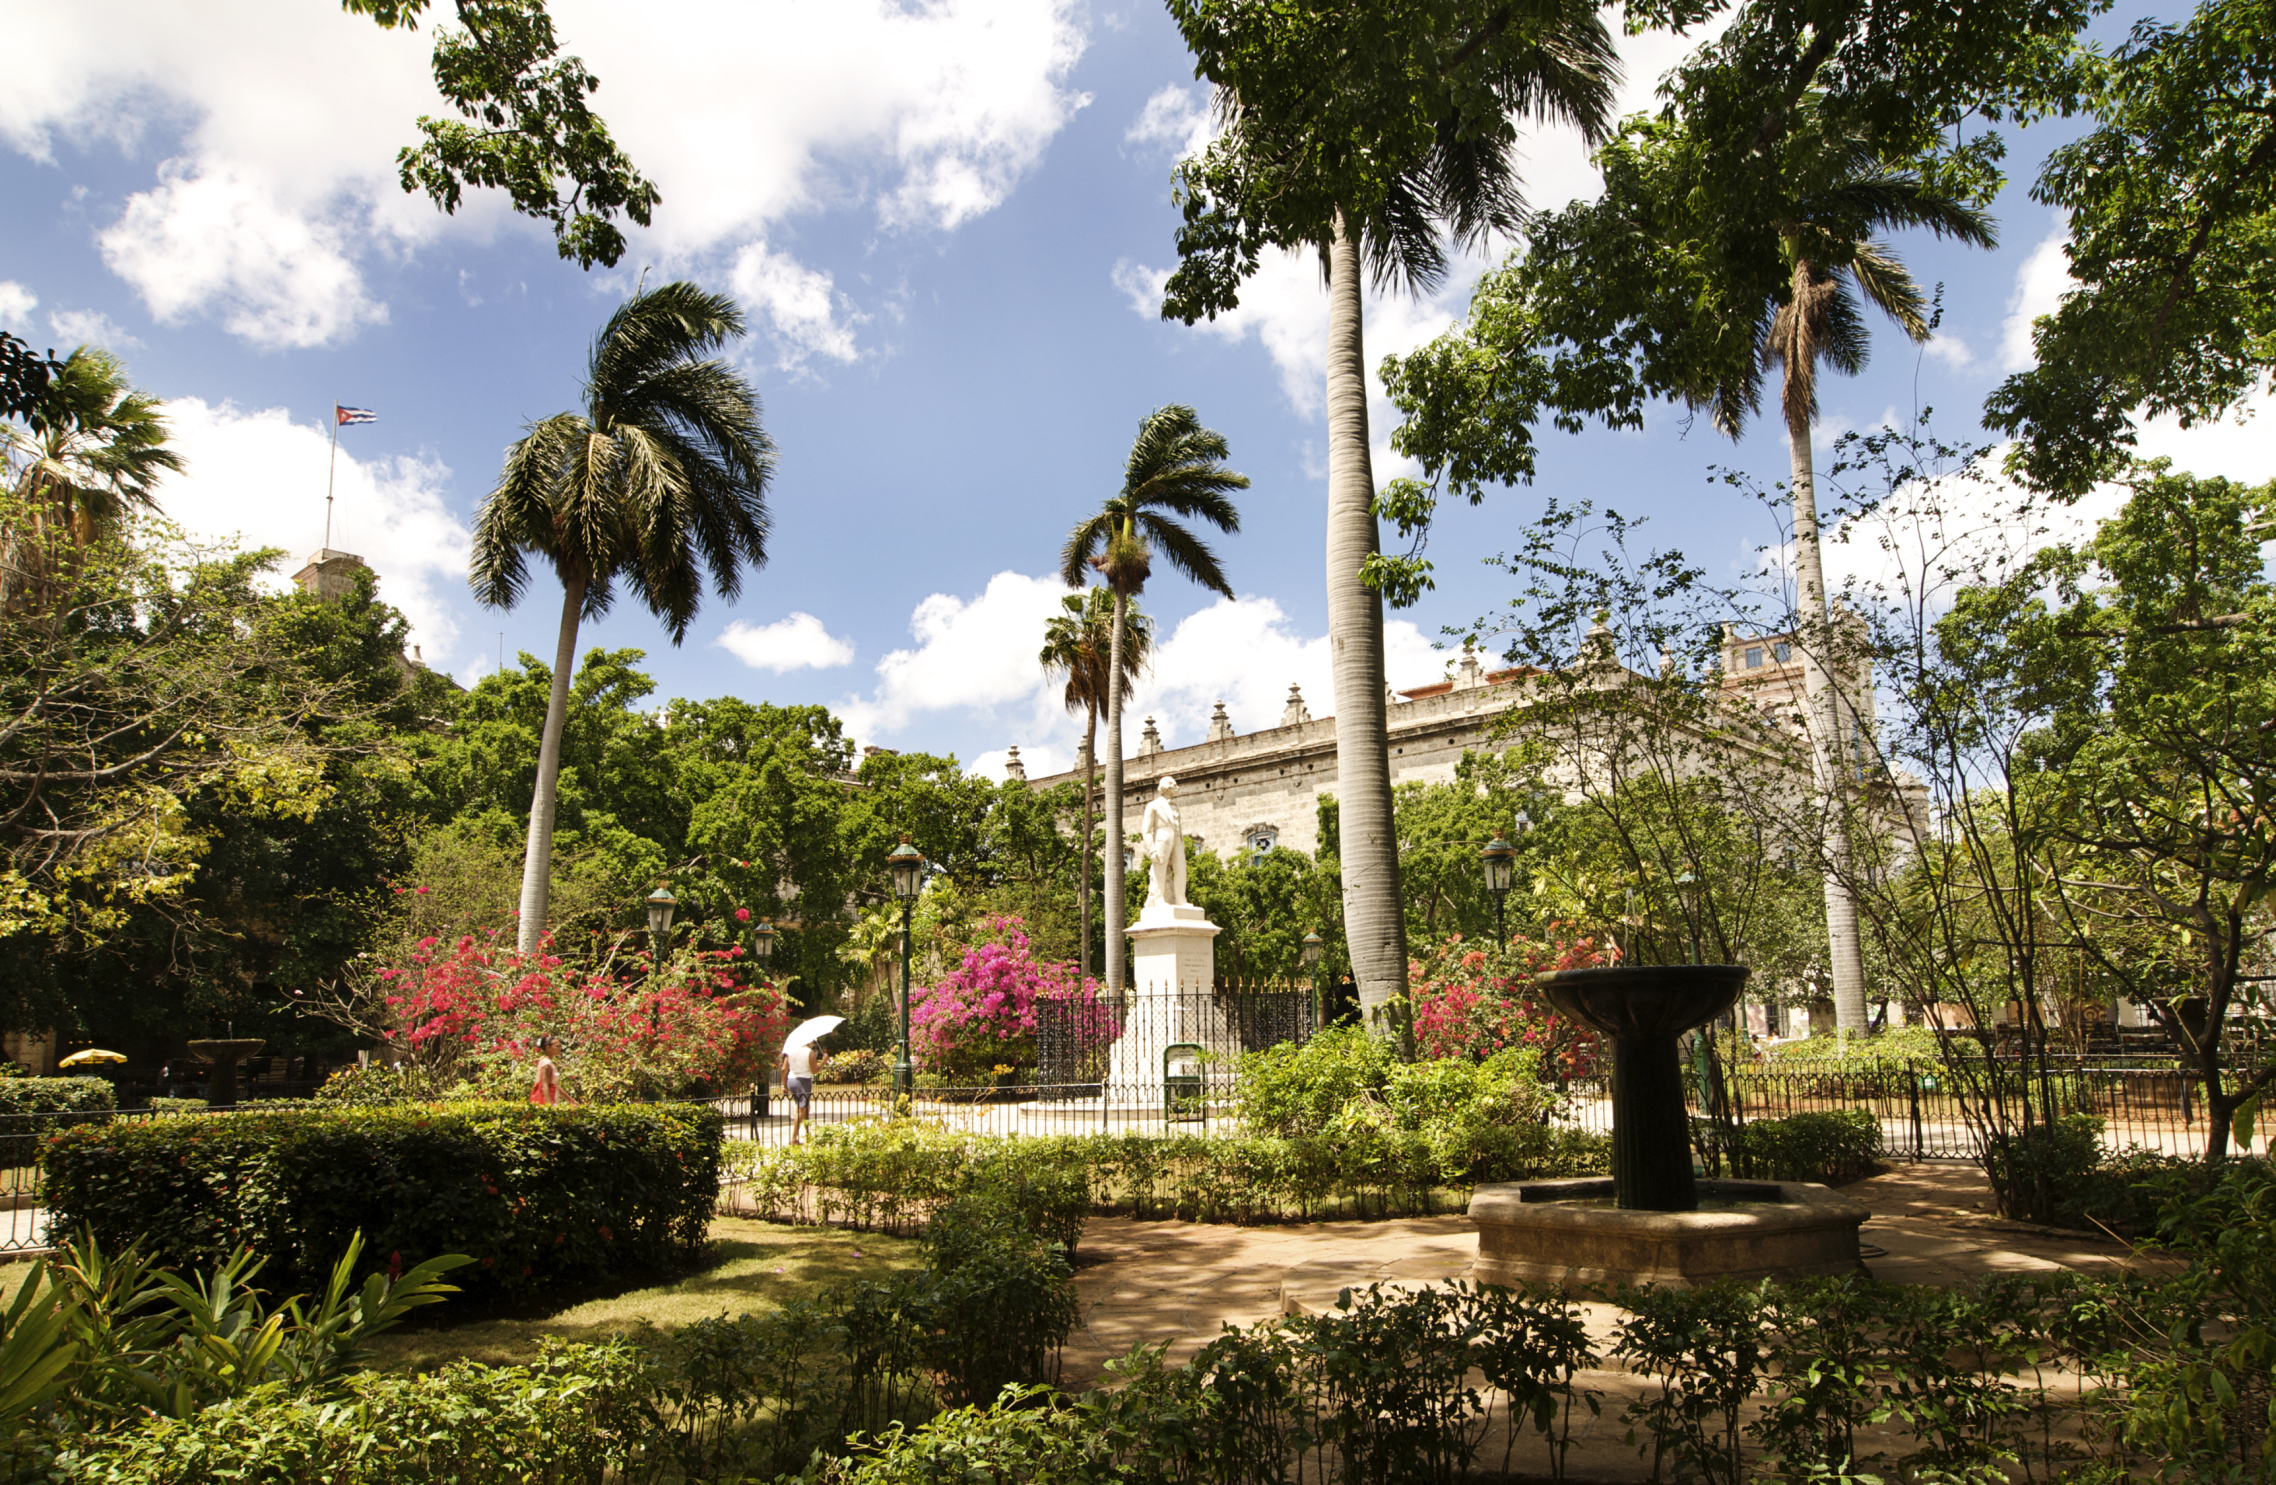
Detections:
[1244, 824, 1279, 865]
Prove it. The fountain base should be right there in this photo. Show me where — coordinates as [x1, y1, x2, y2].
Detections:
[1470, 1178, 1868, 1291]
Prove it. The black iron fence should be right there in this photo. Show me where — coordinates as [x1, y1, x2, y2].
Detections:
[1547, 1056, 2267, 1162]
[1036, 985, 1320, 1087]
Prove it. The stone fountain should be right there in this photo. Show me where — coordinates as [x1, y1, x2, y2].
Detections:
[185, 1038, 266, 1108]
[1468, 965, 1867, 1290]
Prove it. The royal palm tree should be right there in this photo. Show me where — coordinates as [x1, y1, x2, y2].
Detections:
[1, 347, 181, 610]
[470, 282, 774, 951]
[1742, 120, 1995, 1032]
[1039, 586, 1154, 980]
[1164, 1, 1617, 1030]
[1060, 406, 1247, 997]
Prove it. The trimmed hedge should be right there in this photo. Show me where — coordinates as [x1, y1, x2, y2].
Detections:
[723, 1118, 1613, 1231]
[0, 1076, 115, 1116]
[1705, 1109, 1883, 1185]
[41, 1101, 723, 1298]
[61, 1340, 652, 1483]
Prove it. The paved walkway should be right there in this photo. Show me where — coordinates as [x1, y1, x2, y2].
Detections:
[1061, 1162, 2167, 1482]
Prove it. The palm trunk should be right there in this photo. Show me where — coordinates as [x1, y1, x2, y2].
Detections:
[1079, 711, 1097, 982]
[1785, 416, 1869, 1033]
[516, 569, 587, 953]
[1324, 211, 1409, 1053]
[1103, 590, 1129, 999]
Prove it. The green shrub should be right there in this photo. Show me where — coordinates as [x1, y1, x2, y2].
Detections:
[825, 1048, 890, 1085]
[1704, 1109, 1883, 1185]
[312, 1064, 432, 1106]
[60, 1339, 654, 1484]
[915, 1195, 1079, 1407]
[145, 1098, 208, 1115]
[41, 1101, 722, 1299]
[0, 1076, 114, 1116]
[1983, 1113, 2104, 1224]
[1236, 1025, 1395, 1137]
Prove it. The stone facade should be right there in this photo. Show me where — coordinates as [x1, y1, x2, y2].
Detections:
[1023, 648, 1537, 864]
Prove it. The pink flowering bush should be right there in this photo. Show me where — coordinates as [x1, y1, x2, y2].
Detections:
[910, 916, 1111, 1081]
[376, 930, 791, 1101]
[1408, 925, 1615, 1075]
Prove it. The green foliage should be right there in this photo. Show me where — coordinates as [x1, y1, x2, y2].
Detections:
[1982, 1113, 2107, 1226]
[345, 0, 658, 270]
[1236, 1025, 1396, 1138]
[0, 1077, 113, 1116]
[41, 1102, 722, 1300]
[1989, 0, 2276, 495]
[59, 1336, 652, 1483]
[311, 1064, 428, 1107]
[1700, 1109, 1882, 1186]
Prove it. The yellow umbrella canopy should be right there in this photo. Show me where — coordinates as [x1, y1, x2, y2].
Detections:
[58, 1049, 126, 1067]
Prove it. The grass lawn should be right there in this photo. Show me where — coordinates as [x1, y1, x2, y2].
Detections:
[364, 1217, 923, 1372]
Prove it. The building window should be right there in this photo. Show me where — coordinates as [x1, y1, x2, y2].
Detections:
[1774, 641, 1792, 662]
[1745, 646, 1763, 668]
[1247, 826, 1278, 861]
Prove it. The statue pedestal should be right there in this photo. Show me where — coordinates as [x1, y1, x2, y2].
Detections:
[1108, 904, 1234, 1094]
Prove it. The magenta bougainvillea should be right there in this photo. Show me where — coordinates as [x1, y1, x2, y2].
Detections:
[378, 930, 791, 1100]
[909, 916, 1111, 1080]
[1408, 926, 1614, 1074]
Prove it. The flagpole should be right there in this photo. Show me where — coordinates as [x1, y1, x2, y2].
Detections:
[324, 404, 339, 554]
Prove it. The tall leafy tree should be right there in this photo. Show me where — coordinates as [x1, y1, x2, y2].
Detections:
[344, 0, 660, 268]
[1159, 0, 1617, 1028]
[1381, 0, 2086, 1027]
[1039, 587, 1153, 979]
[1060, 405, 1247, 997]
[1987, 0, 2276, 496]
[469, 282, 774, 952]
[1, 347, 183, 611]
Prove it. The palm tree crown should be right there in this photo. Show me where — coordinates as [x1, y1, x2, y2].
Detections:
[3, 347, 182, 610]
[1060, 405, 1246, 599]
[471, 281, 774, 951]
[470, 281, 774, 642]
[1062, 404, 1246, 998]
[1040, 587, 1155, 979]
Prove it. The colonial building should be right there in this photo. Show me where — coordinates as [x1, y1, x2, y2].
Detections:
[1020, 643, 1544, 864]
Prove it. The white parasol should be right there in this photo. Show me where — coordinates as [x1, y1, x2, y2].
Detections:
[58, 1048, 126, 1067]
[781, 1016, 845, 1053]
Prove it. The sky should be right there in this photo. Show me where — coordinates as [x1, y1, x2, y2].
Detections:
[1, 0, 2267, 783]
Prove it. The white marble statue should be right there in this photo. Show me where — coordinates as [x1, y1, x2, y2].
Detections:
[1140, 775, 1188, 910]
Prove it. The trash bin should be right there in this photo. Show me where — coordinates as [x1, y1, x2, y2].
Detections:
[1164, 1043, 1204, 1123]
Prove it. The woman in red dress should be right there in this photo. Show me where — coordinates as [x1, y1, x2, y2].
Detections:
[529, 1036, 560, 1104]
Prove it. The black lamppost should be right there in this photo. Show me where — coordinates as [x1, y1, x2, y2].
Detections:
[644, 887, 678, 968]
[750, 918, 777, 970]
[644, 887, 678, 1033]
[1480, 834, 1516, 944]
[1301, 931, 1324, 1031]
[885, 836, 926, 1105]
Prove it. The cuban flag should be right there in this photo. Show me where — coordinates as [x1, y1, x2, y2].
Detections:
[334, 405, 377, 426]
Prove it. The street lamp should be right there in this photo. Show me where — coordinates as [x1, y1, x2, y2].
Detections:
[1479, 834, 1516, 944]
[885, 836, 926, 1104]
[1301, 931, 1324, 1031]
[644, 887, 678, 961]
[750, 918, 777, 967]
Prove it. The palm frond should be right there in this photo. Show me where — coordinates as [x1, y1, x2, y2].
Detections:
[1140, 512, 1235, 599]
[1846, 241, 1930, 342]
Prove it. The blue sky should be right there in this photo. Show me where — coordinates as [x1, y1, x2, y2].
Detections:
[2, 1, 2266, 780]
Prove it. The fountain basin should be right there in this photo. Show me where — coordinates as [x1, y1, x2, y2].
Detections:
[1471, 1177, 1868, 1290]
[185, 1038, 266, 1108]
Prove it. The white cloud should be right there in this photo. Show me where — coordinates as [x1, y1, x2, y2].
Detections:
[729, 242, 861, 370]
[46, 307, 139, 350]
[2000, 225, 2073, 373]
[0, 281, 35, 330]
[1126, 84, 1212, 158]
[100, 163, 387, 348]
[2135, 387, 2276, 484]
[716, 611, 856, 673]
[836, 571, 1447, 771]
[3, 0, 1090, 351]
[153, 398, 472, 663]
[1924, 332, 1972, 370]
[839, 570, 1074, 739]
[1130, 595, 1442, 748]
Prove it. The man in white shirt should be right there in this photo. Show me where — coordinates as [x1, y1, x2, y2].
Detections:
[778, 1041, 815, 1146]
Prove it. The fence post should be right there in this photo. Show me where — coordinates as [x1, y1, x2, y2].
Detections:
[1907, 1065, 1925, 1163]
